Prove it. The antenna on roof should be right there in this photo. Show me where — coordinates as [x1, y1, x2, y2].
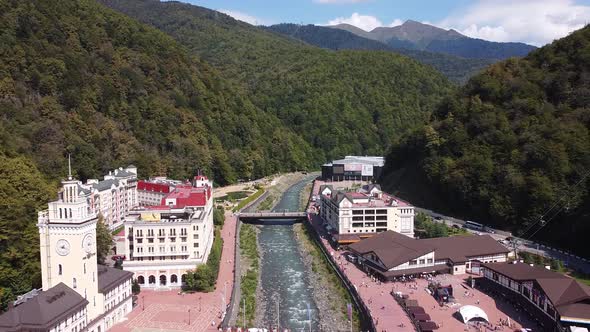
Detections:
[67, 154, 72, 180]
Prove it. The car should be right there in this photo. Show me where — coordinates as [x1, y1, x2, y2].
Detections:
[434, 216, 442, 221]
[111, 255, 126, 261]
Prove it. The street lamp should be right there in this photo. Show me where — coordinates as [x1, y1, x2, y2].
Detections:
[188, 308, 191, 325]
[142, 295, 145, 311]
[199, 296, 202, 312]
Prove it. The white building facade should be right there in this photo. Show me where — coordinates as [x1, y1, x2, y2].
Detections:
[82, 165, 138, 230]
[319, 184, 414, 243]
[123, 177, 215, 289]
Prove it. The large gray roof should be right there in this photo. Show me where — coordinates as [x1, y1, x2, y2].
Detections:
[97, 265, 133, 293]
[92, 178, 119, 191]
[0, 283, 87, 331]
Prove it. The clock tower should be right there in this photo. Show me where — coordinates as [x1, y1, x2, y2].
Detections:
[38, 161, 101, 320]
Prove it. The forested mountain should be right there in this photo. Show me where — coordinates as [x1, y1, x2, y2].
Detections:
[0, 0, 318, 306]
[98, 0, 453, 162]
[266, 23, 494, 83]
[0, 0, 316, 186]
[382, 25, 590, 256]
[331, 20, 536, 60]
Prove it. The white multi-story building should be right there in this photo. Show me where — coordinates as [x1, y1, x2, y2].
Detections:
[319, 184, 414, 244]
[0, 171, 133, 332]
[82, 165, 138, 230]
[123, 176, 214, 289]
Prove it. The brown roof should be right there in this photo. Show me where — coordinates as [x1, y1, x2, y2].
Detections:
[0, 283, 88, 331]
[484, 262, 590, 320]
[349, 231, 434, 270]
[420, 235, 510, 263]
[98, 265, 133, 293]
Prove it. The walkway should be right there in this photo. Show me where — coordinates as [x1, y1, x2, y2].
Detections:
[308, 180, 414, 332]
[110, 213, 238, 332]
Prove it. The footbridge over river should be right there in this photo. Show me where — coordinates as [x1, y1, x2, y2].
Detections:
[236, 211, 307, 223]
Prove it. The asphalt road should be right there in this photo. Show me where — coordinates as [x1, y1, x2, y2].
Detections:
[414, 207, 590, 274]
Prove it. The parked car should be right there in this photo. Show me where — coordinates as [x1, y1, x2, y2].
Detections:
[111, 255, 126, 261]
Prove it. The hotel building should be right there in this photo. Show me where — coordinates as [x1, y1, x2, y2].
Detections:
[122, 176, 214, 289]
[82, 165, 138, 230]
[319, 184, 414, 244]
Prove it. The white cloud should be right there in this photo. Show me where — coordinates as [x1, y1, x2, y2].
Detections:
[218, 9, 267, 26]
[389, 19, 403, 27]
[314, 0, 371, 3]
[438, 0, 590, 46]
[326, 13, 382, 31]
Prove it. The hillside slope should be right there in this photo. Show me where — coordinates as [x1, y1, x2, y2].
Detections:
[332, 20, 536, 60]
[382, 25, 590, 256]
[266, 23, 494, 84]
[98, 0, 453, 162]
[0, 0, 315, 185]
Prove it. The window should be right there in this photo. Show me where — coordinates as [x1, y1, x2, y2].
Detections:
[419, 259, 425, 265]
[84, 263, 86, 274]
[376, 209, 387, 214]
[59, 264, 63, 275]
[73, 278, 77, 289]
[193, 243, 199, 248]
[193, 234, 199, 239]
[427, 258, 433, 264]
[137, 238, 143, 243]
[148, 238, 154, 243]
[409, 260, 417, 266]
[181, 237, 187, 242]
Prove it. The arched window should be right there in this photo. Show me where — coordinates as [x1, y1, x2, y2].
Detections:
[73, 278, 77, 289]
[171, 274, 178, 284]
[148, 275, 155, 284]
[137, 276, 145, 285]
[58, 264, 63, 275]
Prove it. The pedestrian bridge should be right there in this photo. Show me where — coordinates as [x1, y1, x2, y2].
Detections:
[237, 211, 307, 223]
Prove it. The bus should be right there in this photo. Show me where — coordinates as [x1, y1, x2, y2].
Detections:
[464, 220, 484, 231]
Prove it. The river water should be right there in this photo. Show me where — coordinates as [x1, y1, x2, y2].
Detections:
[257, 176, 319, 331]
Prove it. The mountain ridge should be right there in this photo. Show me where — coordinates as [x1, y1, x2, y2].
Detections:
[330, 20, 536, 59]
[265, 23, 494, 83]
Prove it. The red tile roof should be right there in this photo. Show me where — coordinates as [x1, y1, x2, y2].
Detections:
[161, 185, 211, 208]
[137, 181, 172, 193]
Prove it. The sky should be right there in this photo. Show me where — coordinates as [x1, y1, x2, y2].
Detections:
[179, 0, 590, 46]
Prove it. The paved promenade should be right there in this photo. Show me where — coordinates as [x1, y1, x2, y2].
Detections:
[110, 212, 237, 332]
[308, 180, 414, 332]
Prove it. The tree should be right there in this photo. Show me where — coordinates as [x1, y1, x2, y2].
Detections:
[96, 215, 113, 265]
[132, 279, 141, 294]
[213, 207, 225, 226]
[193, 264, 214, 291]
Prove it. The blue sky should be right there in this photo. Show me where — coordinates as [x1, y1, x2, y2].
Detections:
[179, 0, 590, 46]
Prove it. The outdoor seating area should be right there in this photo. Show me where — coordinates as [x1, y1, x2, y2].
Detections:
[394, 293, 440, 331]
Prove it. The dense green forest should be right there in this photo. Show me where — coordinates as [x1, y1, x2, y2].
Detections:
[382, 25, 590, 256]
[266, 24, 494, 84]
[0, 0, 316, 186]
[98, 0, 453, 161]
[0, 0, 318, 308]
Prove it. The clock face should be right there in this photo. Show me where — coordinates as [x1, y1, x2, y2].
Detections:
[83, 234, 95, 253]
[56, 239, 70, 256]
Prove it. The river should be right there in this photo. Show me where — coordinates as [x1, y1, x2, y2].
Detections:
[256, 176, 319, 331]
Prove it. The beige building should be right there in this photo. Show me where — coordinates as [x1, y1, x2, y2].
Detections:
[0, 172, 133, 332]
[319, 184, 414, 244]
[82, 165, 138, 230]
[123, 177, 215, 289]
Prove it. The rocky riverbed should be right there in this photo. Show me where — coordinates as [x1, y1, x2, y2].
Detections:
[293, 223, 351, 331]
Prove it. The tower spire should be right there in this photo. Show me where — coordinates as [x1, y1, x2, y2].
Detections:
[68, 154, 72, 180]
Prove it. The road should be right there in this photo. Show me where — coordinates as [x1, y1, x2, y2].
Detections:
[414, 207, 590, 274]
